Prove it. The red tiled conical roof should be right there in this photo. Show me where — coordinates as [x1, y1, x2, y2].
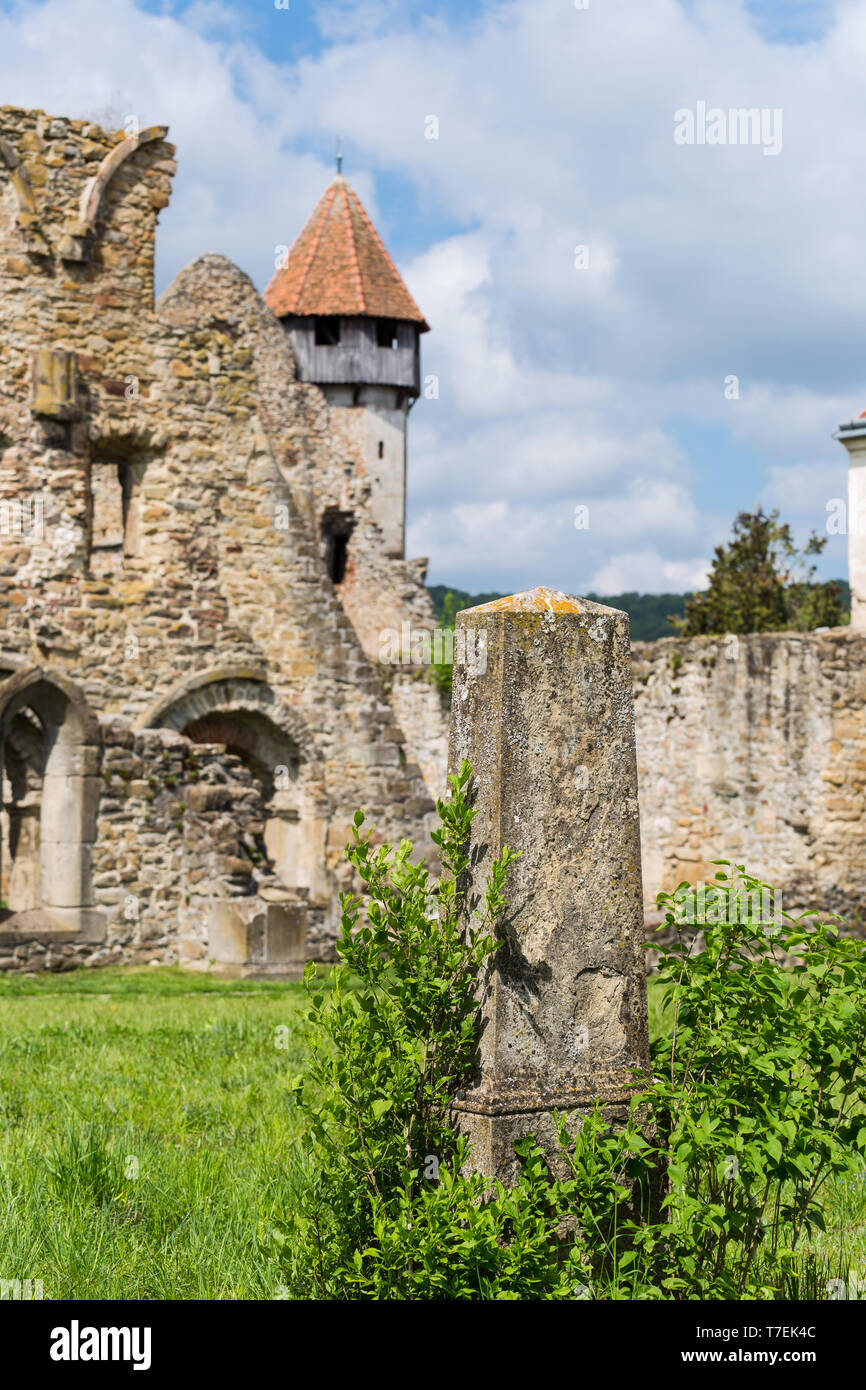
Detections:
[264, 176, 429, 330]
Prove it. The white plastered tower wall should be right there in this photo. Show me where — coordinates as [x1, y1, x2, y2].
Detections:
[836, 417, 866, 631]
[362, 389, 408, 558]
[320, 383, 409, 558]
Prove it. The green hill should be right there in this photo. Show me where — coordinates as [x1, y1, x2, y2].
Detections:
[427, 582, 851, 644]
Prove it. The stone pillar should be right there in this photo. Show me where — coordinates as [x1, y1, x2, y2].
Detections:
[449, 587, 650, 1184]
[836, 415, 866, 632]
[209, 897, 308, 980]
[39, 740, 104, 940]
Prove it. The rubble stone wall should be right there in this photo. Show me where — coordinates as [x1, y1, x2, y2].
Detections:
[0, 104, 439, 972]
[632, 628, 866, 923]
[0, 720, 284, 974]
[406, 624, 866, 926]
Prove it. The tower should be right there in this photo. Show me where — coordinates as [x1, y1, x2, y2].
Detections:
[264, 172, 429, 567]
[835, 412, 866, 630]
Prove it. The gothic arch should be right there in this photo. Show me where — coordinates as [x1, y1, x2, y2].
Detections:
[0, 665, 103, 935]
[0, 664, 99, 751]
[140, 669, 322, 783]
[78, 126, 168, 231]
[141, 670, 331, 903]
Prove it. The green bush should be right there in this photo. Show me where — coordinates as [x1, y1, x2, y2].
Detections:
[636, 869, 866, 1296]
[675, 507, 846, 636]
[265, 772, 866, 1300]
[263, 761, 574, 1298]
[562, 867, 866, 1298]
[428, 588, 457, 696]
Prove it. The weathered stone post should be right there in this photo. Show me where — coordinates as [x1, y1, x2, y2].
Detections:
[449, 587, 650, 1184]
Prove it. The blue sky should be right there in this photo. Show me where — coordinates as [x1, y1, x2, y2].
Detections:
[0, 0, 863, 594]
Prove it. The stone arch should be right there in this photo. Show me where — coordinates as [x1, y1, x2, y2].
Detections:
[0, 665, 103, 936]
[51, 125, 169, 262]
[141, 671, 330, 903]
[140, 669, 321, 774]
[78, 126, 168, 231]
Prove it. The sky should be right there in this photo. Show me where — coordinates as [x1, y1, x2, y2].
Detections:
[0, 0, 862, 595]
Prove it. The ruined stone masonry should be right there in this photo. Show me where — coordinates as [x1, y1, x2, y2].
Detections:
[0, 105, 446, 976]
[3, 103, 865, 982]
[445, 622, 866, 933]
[632, 627, 866, 926]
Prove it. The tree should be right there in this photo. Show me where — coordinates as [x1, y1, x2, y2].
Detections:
[675, 507, 846, 638]
[429, 589, 458, 695]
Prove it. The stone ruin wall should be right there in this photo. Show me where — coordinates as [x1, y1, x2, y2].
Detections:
[406, 624, 866, 930]
[0, 104, 440, 974]
[313, 400, 437, 666]
[367, 622, 866, 930]
[4, 105, 865, 974]
[0, 720, 290, 975]
[632, 627, 866, 925]
[384, 668, 450, 801]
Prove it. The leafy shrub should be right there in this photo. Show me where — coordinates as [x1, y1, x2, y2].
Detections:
[428, 588, 457, 696]
[563, 866, 866, 1298]
[263, 761, 577, 1299]
[264, 774, 866, 1300]
[675, 507, 846, 636]
[639, 867, 866, 1295]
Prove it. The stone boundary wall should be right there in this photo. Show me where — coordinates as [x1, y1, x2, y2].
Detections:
[406, 623, 866, 930]
[384, 667, 450, 802]
[632, 628, 866, 923]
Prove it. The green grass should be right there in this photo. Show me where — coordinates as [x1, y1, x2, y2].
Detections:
[0, 966, 310, 1299]
[0, 967, 862, 1299]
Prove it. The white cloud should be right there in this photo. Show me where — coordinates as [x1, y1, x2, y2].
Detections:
[588, 550, 712, 597]
[0, 0, 863, 593]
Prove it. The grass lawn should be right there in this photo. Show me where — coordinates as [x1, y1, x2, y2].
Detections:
[0, 966, 309, 1300]
[1, 967, 864, 1299]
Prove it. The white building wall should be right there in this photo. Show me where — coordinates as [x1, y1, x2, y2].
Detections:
[322, 385, 408, 558]
[848, 443, 866, 632]
[837, 422, 866, 633]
